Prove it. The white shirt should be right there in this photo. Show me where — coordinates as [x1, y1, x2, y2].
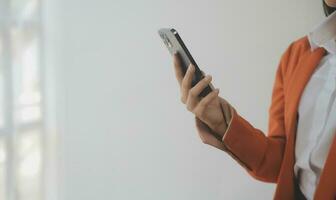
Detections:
[294, 11, 336, 200]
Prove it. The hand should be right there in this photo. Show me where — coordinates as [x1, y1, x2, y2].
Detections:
[173, 53, 228, 137]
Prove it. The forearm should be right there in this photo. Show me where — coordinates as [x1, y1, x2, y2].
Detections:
[195, 97, 285, 182]
[219, 106, 285, 182]
[210, 97, 234, 137]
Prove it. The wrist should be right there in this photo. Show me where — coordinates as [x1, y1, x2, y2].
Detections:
[212, 119, 228, 138]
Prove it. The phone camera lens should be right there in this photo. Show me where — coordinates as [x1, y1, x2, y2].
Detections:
[165, 37, 172, 48]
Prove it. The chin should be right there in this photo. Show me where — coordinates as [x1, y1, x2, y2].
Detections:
[323, 0, 336, 16]
[325, 0, 336, 7]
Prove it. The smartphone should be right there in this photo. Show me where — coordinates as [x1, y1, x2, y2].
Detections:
[158, 28, 214, 97]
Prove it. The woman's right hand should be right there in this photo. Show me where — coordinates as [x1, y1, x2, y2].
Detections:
[173, 53, 228, 138]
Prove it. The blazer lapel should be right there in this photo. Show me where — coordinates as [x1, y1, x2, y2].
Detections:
[285, 46, 336, 198]
[285, 47, 326, 135]
[274, 46, 326, 199]
[314, 135, 336, 199]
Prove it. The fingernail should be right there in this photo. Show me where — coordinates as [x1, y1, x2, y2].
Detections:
[206, 75, 212, 80]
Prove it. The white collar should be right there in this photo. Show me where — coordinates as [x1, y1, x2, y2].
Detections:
[308, 11, 336, 54]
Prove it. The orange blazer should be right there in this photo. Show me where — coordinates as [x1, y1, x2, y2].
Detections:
[195, 36, 336, 199]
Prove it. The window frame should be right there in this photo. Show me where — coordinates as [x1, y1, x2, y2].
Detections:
[0, 0, 46, 199]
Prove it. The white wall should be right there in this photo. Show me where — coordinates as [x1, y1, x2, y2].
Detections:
[43, 0, 324, 199]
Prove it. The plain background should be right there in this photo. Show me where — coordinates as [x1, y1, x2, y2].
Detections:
[43, 0, 324, 199]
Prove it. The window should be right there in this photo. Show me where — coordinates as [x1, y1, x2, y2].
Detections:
[0, 139, 7, 200]
[16, 129, 42, 200]
[0, 0, 47, 199]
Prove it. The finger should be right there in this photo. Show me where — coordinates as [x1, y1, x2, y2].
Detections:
[194, 89, 219, 117]
[189, 75, 212, 99]
[200, 70, 206, 77]
[173, 53, 184, 85]
[186, 75, 212, 110]
[180, 64, 195, 103]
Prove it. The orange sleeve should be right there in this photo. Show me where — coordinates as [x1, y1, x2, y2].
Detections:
[196, 42, 294, 183]
[221, 43, 294, 183]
